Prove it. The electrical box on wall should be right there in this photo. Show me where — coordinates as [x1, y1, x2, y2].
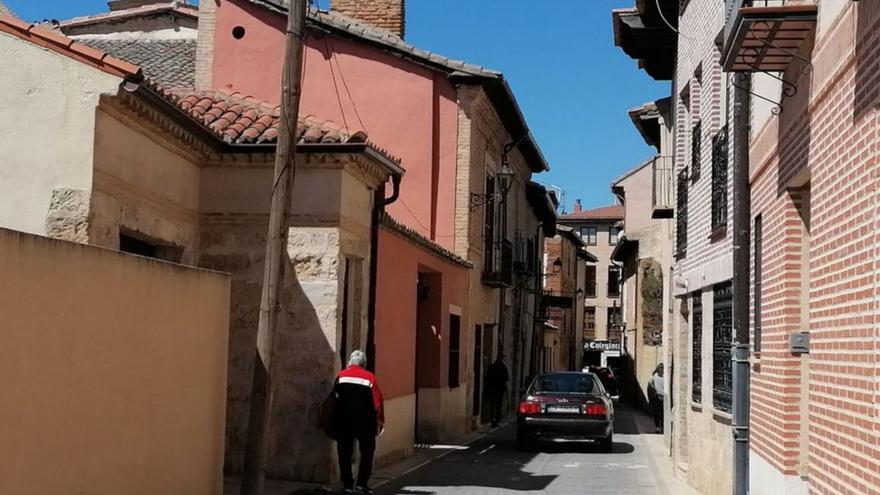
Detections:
[790, 332, 810, 354]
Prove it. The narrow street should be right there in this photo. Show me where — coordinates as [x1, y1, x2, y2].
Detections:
[373, 405, 698, 495]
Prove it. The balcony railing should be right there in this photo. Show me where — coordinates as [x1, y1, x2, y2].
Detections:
[722, 0, 817, 73]
[652, 155, 674, 219]
[482, 238, 513, 288]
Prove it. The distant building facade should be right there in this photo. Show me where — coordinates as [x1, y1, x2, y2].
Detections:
[559, 203, 624, 372]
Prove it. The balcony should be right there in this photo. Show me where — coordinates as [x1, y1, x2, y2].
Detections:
[482, 238, 513, 288]
[652, 155, 674, 219]
[722, 0, 817, 73]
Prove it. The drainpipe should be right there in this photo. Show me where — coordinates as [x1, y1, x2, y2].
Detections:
[731, 72, 752, 495]
[366, 175, 402, 372]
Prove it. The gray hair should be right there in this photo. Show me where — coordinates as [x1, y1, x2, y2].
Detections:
[348, 350, 367, 367]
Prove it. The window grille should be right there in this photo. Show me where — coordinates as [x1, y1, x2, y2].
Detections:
[676, 169, 689, 256]
[691, 121, 702, 179]
[711, 126, 730, 230]
[692, 291, 702, 403]
[713, 282, 733, 413]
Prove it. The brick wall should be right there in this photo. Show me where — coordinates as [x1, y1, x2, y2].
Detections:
[330, 0, 405, 38]
[748, 2, 880, 493]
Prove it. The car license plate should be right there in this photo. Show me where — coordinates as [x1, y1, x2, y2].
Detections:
[547, 405, 580, 413]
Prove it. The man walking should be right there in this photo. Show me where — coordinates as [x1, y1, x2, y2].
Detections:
[334, 350, 384, 494]
[485, 354, 509, 427]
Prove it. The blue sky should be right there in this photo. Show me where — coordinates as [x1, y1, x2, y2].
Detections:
[6, 0, 669, 212]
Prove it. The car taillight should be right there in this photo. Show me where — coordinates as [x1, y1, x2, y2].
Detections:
[584, 403, 608, 416]
[519, 401, 541, 415]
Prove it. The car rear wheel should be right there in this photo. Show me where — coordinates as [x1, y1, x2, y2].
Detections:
[600, 433, 613, 453]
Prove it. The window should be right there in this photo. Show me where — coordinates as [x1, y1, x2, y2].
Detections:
[483, 174, 496, 271]
[582, 226, 597, 245]
[448, 314, 461, 388]
[711, 126, 729, 230]
[676, 169, 689, 256]
[692, 291, 703, 403]
[119, 233, 157, 258]
[713, 282, 733, 413]
[585, 265, 597, 298]
[609, 226, 620, 245]
[753, 215, 763, 353]
[607, 266, 621, 298]
[585, 307, 596, 338]
[691, 120, 702, 179]
[607, 307, 622, 341]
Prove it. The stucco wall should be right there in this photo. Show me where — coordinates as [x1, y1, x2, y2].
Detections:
[0, 30, 121, 238]
[89, 102, 202, 263]
[210, 0, 460, 249]
[0, 228, 230, 495]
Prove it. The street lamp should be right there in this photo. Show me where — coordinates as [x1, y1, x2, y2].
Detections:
[470, 163, 515, 210]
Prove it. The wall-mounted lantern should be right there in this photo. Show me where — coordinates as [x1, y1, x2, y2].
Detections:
[470, 163, 514, 211]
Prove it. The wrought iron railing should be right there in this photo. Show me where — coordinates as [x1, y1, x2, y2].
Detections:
[711, 126, 730, 230]
[676, 169, 689, 257]
[482, 238, 513, 287]
[691, 121, 702, 179]
[713, 283, 733, 413]
[692, 291, 703, 403]
[652, 155, 674, 211]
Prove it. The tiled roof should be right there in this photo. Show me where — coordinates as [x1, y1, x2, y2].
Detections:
[58, 2, 198, 29]
[560, 204, 624, 222]
[379, 213, 472, 269]
[166, 90, 369, 145]
[79, 39, 195, 89]
[0, 15, 142, 79]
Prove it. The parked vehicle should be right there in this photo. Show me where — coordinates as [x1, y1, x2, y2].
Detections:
[516, 372, 614, 452]
[588, 366, 619, 399]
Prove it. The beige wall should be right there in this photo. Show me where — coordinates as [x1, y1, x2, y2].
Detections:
[0, 228, 230, 495]
[89, 102, 203, 263]
[0, 31, 121, 238]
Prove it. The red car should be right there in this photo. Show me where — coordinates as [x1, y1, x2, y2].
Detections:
[516, 372, 614, 452]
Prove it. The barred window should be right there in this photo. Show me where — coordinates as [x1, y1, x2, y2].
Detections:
[691, 120, 702, 179]
[711, 126, 729, 230]
[676, 169, 689, 256]
[754, 215, 763, 352]
[692, 291, 702, 403]
[713, 282, 733, 413]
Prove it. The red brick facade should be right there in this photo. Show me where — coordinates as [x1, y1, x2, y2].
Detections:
[330, 0, 405, 38]
[749, 2, 880, 493]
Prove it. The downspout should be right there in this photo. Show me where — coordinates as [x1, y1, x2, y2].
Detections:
[366, 175, 402, 372]
[731, 72, 752, 495]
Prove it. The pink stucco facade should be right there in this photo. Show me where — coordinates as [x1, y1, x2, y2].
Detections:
[212, 0, 459, 248]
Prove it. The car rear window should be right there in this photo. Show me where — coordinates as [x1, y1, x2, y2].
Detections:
[529, 373, 597, 395]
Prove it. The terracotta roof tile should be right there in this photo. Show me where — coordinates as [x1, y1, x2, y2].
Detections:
[560, 204, 624, 221]
[165, 89, 370, 146]
[58, 3, 198, 29]
[0, 15, 142, 79]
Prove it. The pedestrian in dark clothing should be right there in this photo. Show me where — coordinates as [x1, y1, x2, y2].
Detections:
[485, 355, 509, 427]
[333, 350, 385, 494]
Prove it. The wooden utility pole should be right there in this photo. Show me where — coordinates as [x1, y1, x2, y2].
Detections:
[241, 1, 308, 493]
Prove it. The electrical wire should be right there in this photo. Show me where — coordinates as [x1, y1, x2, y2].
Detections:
[328, 38, 369, 134]
[324, 36, 350, 134]
[655, 0, 695, 41]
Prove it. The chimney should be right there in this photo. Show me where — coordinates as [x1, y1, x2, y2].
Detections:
[330, 0, 405, 38]
[574, 199, 582, 212]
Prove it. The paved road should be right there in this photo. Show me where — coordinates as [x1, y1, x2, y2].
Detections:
[373, 406, 685, 495]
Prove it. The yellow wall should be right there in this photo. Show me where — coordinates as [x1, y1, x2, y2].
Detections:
[0, 228, 230, 495]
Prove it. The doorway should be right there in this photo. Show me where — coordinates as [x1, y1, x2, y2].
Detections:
[472, 325, 483, 417]
[415, 270, 442, 444]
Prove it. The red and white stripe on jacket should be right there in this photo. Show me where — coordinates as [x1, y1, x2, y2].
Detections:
[337, 365, 385, 426]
